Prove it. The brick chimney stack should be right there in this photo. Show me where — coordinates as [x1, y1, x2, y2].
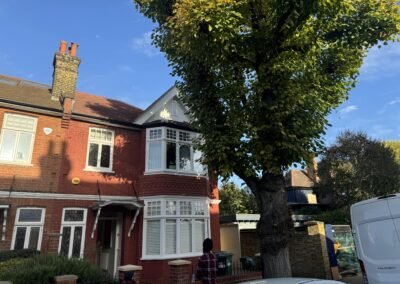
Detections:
[51, 41, 81, 101]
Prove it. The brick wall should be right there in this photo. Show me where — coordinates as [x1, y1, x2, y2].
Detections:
[60, 120, 143, 196]
[0, 108, 63, 193]
[289, 221, 331, 279]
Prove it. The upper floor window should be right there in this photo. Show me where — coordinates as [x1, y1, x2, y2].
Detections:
[59, 208, 87, 258]
[85, 128, 114, 172]
[0, 114, 37, 164]
[11, 208, 45, 250]
[146, 127, 206, 175]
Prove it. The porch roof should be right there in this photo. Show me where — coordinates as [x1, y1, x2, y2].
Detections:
[90, 200, 143, 211]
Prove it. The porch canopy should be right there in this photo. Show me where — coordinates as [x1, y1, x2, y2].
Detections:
[0, 204, 10, 241]
[90, 200, 144, 239]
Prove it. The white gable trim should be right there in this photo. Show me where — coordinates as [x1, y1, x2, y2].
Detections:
[135, 86, 188, 125]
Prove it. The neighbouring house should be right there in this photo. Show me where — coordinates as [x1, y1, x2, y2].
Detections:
[220, 161, 320, 264]
[0, 41, 220, 283]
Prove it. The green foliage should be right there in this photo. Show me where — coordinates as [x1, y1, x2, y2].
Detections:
[0, 258, 26, 276]
[385, 140, 400, 164]
[133, 0, 400, 276]
[219, 182, 259, 215]
[0, 254, 118, 284]
[0, 249, 39, 262]
[314, 208, 350, 225]
[134, 0, 400, 179]
[316, 131, 400, 211]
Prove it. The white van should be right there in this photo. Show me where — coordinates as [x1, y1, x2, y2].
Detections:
[351, 194, 400, 284]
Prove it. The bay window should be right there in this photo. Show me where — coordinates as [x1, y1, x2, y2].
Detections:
[142, 198, 210, 259]
[146, 127, 206, 174]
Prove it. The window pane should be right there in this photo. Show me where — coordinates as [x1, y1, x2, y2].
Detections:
[180, 219, 192, 253]
[166, 142, 176, 170]
[0, 130, 17, 160]
[15, 132, 33, 161]
[193, 220, 205, 253]
[180, 201, 192, 215]
[88, 143, 99, 167]
[179, 145, 191, 171]
[5, 115, 35, 131]
[28, 227, 40, 250]
[193, 202, 205, 216]
[166, 201, 176, 215]
[179, 131, 191, 142]
[148, 141, 162, 170]
[64, 210, 84, 222]
[146, 220, 160, 255]
[72, 227, 83, 258]
[19, 209, 42, 222]
[100, 145, 111, 168]
[166, 129, 176, 140]
[147, 201, 161, 216]
[14, 227, 26, 249]
[149, 129, 162, 140]
[193, 150, 206, 174]
[165, 220, 177, 254]
[60, 227, 71, 257]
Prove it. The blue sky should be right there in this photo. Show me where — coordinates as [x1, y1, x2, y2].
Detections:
[1, 0, 399, 145]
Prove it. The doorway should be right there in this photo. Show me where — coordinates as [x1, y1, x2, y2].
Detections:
[96, 215, 122, 277]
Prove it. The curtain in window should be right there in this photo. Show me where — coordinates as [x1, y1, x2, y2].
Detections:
[148, 141, 162, 170]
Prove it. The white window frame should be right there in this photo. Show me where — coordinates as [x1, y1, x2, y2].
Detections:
[145, 127, 206, 176]
[58, 208, 87, 258]
[0, 113, 37, 165]
[11, 207, 45, 250]
[84, 127, 114, 172]
[142, 196, 210, 260]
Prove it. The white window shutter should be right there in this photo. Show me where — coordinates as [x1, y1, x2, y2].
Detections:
[165, 219, 177, 254]
[146, 220, 161, 255]
[193, 219, 205, 253]
[180, 219, 192, 253]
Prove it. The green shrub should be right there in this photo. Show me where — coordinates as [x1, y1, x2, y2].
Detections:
[0, 254, 118, 284]
[0, 249, 39, 262]
[0, 258, 26, 275]
[314, 208, 350, 225]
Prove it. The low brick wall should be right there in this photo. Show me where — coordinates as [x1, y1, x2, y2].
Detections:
[289, 221, 331, 279]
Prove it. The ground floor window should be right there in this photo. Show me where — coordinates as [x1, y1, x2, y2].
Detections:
[59, 208, 87, 258]
[143, 197, 209, 259]
[11, 208, 45, 250]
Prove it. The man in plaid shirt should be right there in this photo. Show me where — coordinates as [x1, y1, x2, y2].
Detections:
[196, 238, 217, 283]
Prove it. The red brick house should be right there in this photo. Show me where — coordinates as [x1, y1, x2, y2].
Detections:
[0, 41, 220, 283]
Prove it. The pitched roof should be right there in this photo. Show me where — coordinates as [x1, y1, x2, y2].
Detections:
[74, 91, 143, 124]
[0, 74, 143, 124]
[0, 74, 61, 111]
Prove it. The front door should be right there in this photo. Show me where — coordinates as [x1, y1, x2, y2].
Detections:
[96, 215, 122, 277]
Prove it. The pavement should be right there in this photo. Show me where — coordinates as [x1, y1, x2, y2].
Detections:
[341, 273, 364, 284]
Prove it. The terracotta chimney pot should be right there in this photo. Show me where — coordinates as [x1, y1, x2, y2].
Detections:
[69, 42, 78, 57]
[59, 41, 67, 54]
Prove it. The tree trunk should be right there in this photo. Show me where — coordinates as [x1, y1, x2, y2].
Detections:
[250, 172, 292, 278]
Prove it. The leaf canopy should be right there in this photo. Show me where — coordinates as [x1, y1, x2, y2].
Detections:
[134, 0, 400, 180]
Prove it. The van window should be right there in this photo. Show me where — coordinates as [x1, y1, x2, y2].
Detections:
[359, 219, 400, 260]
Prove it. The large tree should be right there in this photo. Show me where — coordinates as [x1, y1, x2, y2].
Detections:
[133, 0, 400, 277]
[317, 131, 400, 212]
